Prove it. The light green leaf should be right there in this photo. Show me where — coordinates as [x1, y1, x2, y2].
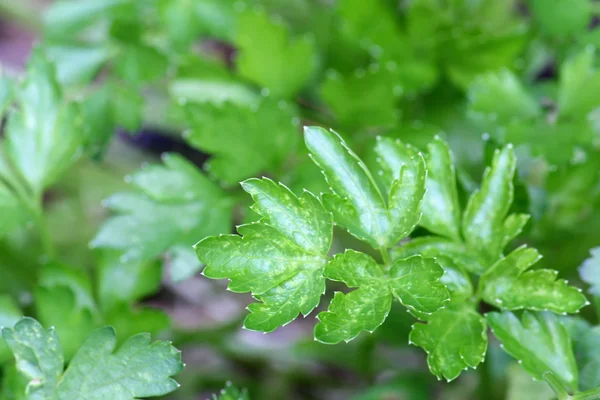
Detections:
[572, 325, 600, 391]
[462, 145, 516, 265]
[468, 69, 540, 122]
[419, 137, 461, 240]
[480, 246, 588, 313]
[213, 382, 250, 400]
[580, 247, 600, 296]
[170, 78, 257, 106]
[2, 318, 63, 399]
[315, 251, 391, 344]
[316, 286, 391, 345]
[44, 0, 133, 37]
[3, 50, 83, 195]
[34, 286, 95, 361]
[38, 264, 96, 313]
[502, 213, 530, 248]
[182, 99, 299, 185]
[321, 68, 399, 129]
[0, 182, 27, 238]
[558, 47, 600, 119]
[0, 295, 22, 364]
[315, 251, 448, 343]
[506, 363, 555, 400]
[304, 126, 425, 249]
[388, 256, 449, 317]
[3, 317, 183, 400]
[486, 311, 578, 392]
[529, 0, 590, 37]
[45, 45, 113, 86]
[168, 245, 202, 282]
[373, 137, 427, 243]
[113, 44, 168, 85]
[92, 153, 232, 262]
[236, 10, 316, 98]
[96, 251, 162, 312]
[392, 236, 485, 274]
[435, 256, 473, 300]
[410, 301, 487, 381]
[196, 178, 332, 332]
[103, 304, 170, 345]
[111, 81, 143, 132]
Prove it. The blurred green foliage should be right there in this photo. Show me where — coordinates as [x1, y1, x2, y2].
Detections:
[0, 0, 599, 398]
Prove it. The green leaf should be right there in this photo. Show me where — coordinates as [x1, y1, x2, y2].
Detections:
[182, 98, 299, 185]
[3, 50, 83, 195]
[34, 286, 95, 361]
[486, 311, 578, 392]
[113, 44, 168, 85]
[196, 178, 332, 332]
[103, 305, 170, 345]
[321, 68, 399, 129]
[44, 0, 133, 37]
[2, 317, 183, 399]
[168, 245, 202, 282]
[580, 247, 600, 296]
[419, 137, 461, 240]
[315, 251, 392, 344]
[506, 363, 555, 400]
[304, 126, 425, 249]
[468, 69, 540, 122]
[392, 236, 485, 275]
[462, 145, 516, 265]
[558, 47, 600, 119]
[480, 246, 588, 313]
[529, 0, 590, 37]
[96, 251, 162, 312]
[0, 295, 22, 364]
[315, 251, 448, 344]
[213, 382, 250, 400]
[0, 182, 27, 238]
[111, 81, 143, 131]
[410, 301, 487, 381]
[572, 324, 600, 391]
[236, 10, 316, 98]
[388, 256, 449, 318]
[81, 84, 115, 156]
[45, 44, 113, 86]
[92, 153, 232, 262]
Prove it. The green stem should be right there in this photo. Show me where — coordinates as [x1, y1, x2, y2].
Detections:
[543, 372, 572, 400]
[379, 247, 391, 266]
[0, 0, 42, 32]
[574, 388, 600, 400]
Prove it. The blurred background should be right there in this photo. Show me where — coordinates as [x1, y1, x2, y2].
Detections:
[0, 0, 599, 399]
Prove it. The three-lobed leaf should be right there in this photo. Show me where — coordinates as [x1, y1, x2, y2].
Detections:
[196, 178, 332, 332]
[304, 126, 425, 250]
[315, 250, 448, 344]
[480, 246, 588, 313]
[410, 301, 487, 382]
[2, 317, 183, 400]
